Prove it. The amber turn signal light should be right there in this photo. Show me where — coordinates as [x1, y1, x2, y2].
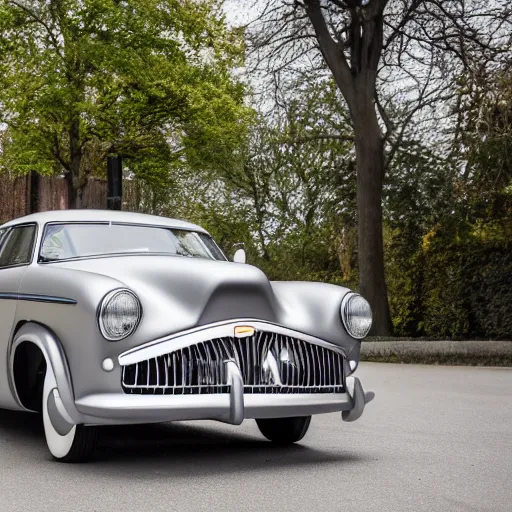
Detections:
[234, 326, 255, 338]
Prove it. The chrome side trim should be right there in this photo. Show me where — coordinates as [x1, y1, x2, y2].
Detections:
[118, 319, 346, 366]
[0, 292, 77, 305]
[0, 293, 18, 300]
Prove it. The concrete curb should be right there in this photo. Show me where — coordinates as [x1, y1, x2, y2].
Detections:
[361, 340, 512, 366]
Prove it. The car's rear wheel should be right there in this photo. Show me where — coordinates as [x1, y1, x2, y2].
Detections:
[42, 364, 98, 462]
[256, 416, 312, 445]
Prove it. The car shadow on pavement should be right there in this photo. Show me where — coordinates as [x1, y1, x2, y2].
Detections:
[0, 408, 43, 437]
[0, 409, 363, 477]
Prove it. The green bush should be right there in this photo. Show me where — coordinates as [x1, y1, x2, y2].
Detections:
[385, 227, 426, 337]
[421, 237, 473, 338]
[465, 242, 512, 339]
[387, 225, 512, 340]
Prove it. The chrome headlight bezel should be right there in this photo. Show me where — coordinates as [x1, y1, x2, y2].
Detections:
[340, 292, 373, 340]
[98, 289, 142, 342]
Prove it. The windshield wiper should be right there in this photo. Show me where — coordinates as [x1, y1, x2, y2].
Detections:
[39, 256, 79, 263]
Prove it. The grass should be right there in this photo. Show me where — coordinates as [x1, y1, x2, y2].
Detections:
[361, 340, 512, 366]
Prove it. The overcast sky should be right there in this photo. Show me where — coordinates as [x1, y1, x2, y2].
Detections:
[223, 0, 259, 26]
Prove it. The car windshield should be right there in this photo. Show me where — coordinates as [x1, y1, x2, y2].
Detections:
[39, 223, 226, 262]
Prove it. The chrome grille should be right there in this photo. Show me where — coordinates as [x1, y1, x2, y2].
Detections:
[122, 331, 345, 395]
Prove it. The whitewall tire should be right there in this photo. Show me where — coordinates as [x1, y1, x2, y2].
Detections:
[42, 364, 98, 462]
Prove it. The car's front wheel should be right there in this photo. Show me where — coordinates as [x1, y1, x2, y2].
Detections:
[256, 416, 311, 445]
[42, 364, 98, 462]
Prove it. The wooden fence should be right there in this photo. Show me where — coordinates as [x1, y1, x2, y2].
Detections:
[0, 173, 138, 224]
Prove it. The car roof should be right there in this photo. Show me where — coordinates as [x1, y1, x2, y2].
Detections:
[0, 210, 208, 233]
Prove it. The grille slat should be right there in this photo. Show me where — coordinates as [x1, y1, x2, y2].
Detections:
[122, 331, 344, 395]
[172, 353, 177, 390]
[297, 339, 305, 388]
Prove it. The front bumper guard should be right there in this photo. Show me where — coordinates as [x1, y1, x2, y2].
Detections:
[222, 360, 375, 425]
[68, 361, 374, 427]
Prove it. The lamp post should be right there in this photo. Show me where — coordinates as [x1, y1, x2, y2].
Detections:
[107, 156, 122, 210]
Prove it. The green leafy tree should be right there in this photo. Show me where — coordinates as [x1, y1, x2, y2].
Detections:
[0, 0, 249, 207]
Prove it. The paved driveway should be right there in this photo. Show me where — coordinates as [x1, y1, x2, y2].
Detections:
[0, 363, 510, 512]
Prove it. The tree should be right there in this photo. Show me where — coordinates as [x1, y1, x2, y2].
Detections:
[246, 0, 511, 334]
[0, 0, 248, 208]
[457, 66, 512, 214]
[178, 77, 356, 283]
[384, 64, 512, 338]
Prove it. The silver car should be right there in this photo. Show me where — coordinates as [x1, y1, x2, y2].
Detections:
[0, 210, 374, 461]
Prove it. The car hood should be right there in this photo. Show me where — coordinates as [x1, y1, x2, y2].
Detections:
[41, 255, 354, 349]
[58, 254, 278, 319]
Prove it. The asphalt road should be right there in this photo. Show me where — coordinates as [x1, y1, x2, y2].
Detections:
[0, 363, 511, 512]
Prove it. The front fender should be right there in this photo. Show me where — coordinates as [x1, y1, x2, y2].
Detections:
[270, 281, 358, 355]
[9, 323, 82, 424]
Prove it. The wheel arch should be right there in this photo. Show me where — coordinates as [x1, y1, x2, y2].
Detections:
[9, 322, 82, 423]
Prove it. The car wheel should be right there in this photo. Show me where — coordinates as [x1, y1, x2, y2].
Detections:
[256, 416, 312, 445]
[42, 364, 98, 462]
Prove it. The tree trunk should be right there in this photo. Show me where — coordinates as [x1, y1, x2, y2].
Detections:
[303, 0, 392, 335]
[353, 103, 392, 335]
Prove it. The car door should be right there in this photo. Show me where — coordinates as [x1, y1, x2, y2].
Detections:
[0, 224, 37, 408]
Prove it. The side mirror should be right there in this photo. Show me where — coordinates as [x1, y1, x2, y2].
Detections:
[233, 248, 246, 264]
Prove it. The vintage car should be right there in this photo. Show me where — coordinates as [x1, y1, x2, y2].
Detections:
[0, 210, 374, 461]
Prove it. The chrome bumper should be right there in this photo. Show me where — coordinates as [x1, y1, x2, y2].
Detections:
[50, 319, 375, 428]
[72, 370, 374, 426]
[75, 392, 353, 425]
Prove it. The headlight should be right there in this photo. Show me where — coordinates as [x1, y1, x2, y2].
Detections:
[98, 289, 142, 341]
[340, 293, 372, 339]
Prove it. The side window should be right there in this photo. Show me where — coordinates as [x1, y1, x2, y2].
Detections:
[0, 225, 37, 268]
